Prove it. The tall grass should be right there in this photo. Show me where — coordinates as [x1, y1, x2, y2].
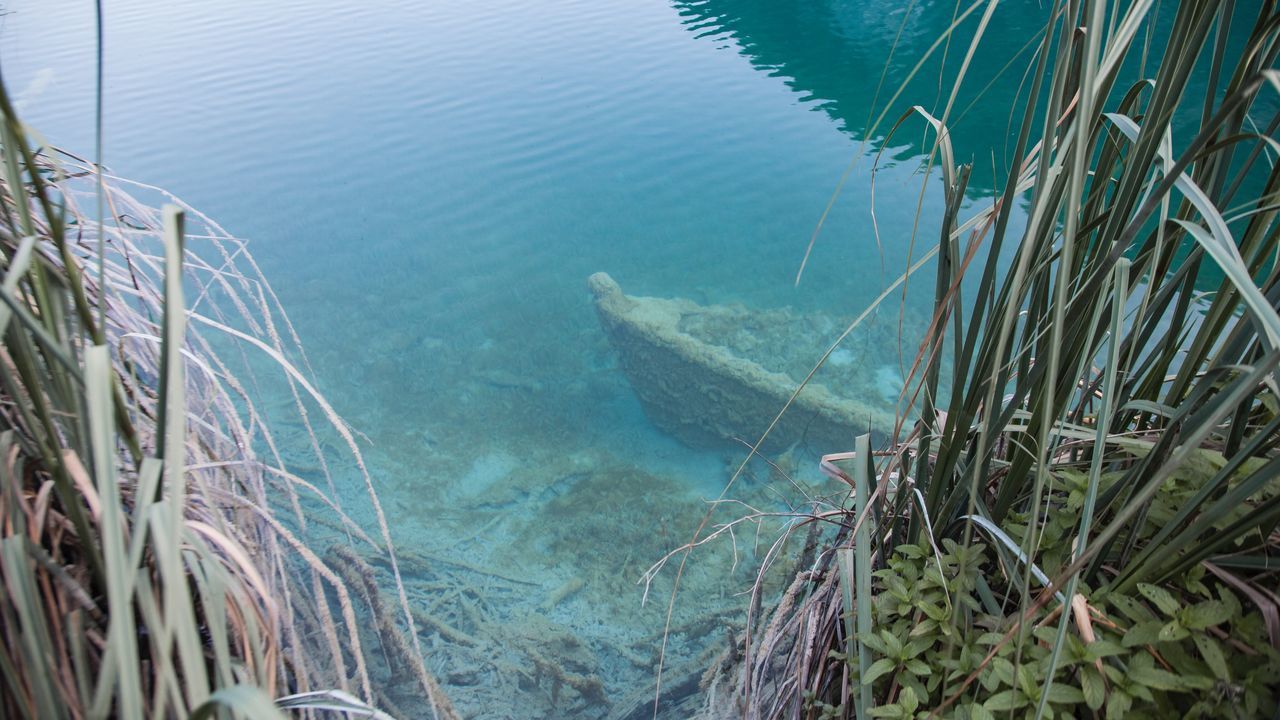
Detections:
[0, 72, 455, 717]
[694, 0, 1280, 716]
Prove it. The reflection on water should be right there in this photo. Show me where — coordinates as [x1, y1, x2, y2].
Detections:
[4, 0, 1043, 716]
[672, 0, 1053, 191]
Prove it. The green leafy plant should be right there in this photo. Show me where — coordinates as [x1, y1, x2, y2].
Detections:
[825, 538, 1279, 720]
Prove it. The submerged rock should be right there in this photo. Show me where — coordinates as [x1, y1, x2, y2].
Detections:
[587, 272, 896, 453]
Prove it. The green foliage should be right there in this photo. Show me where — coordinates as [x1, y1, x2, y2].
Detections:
[741, 0, 1280, 716]
[848, 540, 1279, 719]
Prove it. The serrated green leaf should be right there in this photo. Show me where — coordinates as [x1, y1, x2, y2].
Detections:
[1080, 667, 1105, 710]
[904, 638, 932, 659]
[904, 658, 931, 676]
[1192, 634, 1228, 681]
[984, 689, 1028, 712]
[1157, 621, 1189, 642]
[1016, 665, 1038, 698]
[1137, 584, 1180, 616]
[992, 657, 1016, 686]
[1123, 621, 1164, 647]
[910, 619, 938, 637]
[1105, 690, 1132, 720]
[1046, 683, 1085, 704]
[1131, 661, 1198, 691]
[1181, 600, 1231, 630]
[864, 658, 898, 685]
[883, 629, 904, 658]
[965, 702, 996, 720]
[861, 631, 892, 656]
[898, 545, 925, 559]
[1032, 626, 1058, 645]
[1088, 640, 1126, 659]
[921, 601, 949, 622]
[900, 686, 919, 714]
[1108, 594, 1155, 623]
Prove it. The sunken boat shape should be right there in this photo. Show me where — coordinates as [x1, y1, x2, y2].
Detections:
[588, 272, 897, 453]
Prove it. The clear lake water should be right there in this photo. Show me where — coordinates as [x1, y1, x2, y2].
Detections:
[1, 0, 1193, 715]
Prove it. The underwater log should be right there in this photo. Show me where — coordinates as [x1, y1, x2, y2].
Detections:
[588, 272, 893, 453]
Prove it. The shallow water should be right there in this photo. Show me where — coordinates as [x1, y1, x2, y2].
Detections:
[6, 0, 1059, 715]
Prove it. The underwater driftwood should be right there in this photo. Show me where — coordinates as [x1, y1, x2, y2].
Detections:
[588, 272, 896, 453]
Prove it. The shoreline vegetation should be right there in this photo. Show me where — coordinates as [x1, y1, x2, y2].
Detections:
[0, 77, 457, 717]
[683, 0, 1280, 718]
[3, 0, 1280, 718]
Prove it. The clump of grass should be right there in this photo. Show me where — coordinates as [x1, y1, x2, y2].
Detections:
[0, 72, 455, 717]
[686, 0, 1280, 717]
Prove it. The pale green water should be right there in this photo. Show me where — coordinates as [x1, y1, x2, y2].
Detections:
[2, 0, 1117, 716]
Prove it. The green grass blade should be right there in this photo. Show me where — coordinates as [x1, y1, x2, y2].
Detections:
[0, 235, 36, 335]
[0, 538, 64, 720]
[836, 547, 858, 714]
[148, 503, 211, 713]
[157, 205, 187, 512]
[189, 685, 290, 720]
[853, 433, 874, 715]
[85, 344, 143, 719]
[1033, 258, 1128, 720]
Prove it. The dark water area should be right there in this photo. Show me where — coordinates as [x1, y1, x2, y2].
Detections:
[1, 0, 1248, 716]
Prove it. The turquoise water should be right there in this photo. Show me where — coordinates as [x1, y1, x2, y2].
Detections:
[5, 0, 1058, 716]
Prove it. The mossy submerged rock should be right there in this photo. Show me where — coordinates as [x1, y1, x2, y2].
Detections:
[588, 272, 895, 453]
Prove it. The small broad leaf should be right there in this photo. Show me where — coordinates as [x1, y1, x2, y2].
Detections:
[1192, 634, 1229, 681]
[921, 601, 950, 622]
[1046, 684, 1085, 704]
[903, 658, 931, 677]
[1080, 667, 1105, 710]
[991, 657, 1016, 687]
[863, 658, 898, 686]
[1016, 665, 1038, 698]
[910, 619, 938, 637]
[1087, 640, 1126, 659]
[1105, 690, 1132, 720]
[1157, 621, 1189, 642]
[883, 629, 905, 658]
[900, 686, 919, 714]
[1181, 600, 1231, 630]
[984, 689, 1027, 712]
[1108, 594, 1155, 623]
[979, 666, 1001, 692]
[1122, 621, 1164, 647]
[965, 702, 996, 720]
[898, 544, 925, 559]
[860, 631, 891, 656]
[904, 638, 932, 659]
[1137, 583, 1180, 616]
[1129, 665, 1211, 692]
